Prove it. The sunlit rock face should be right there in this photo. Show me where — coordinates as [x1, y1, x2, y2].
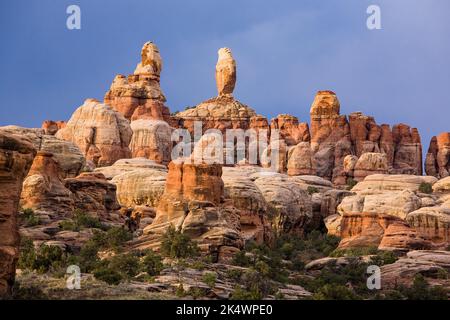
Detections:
[0, 130, 36, 297]
[56, 99, 132, 167]
[425, 132, 450, 178]
[104, 42, 171, 122]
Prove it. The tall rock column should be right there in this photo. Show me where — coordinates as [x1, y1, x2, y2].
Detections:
[215, 48, 236, 96]
[104, 41, 171, 121]
[0, 131, 36, 297]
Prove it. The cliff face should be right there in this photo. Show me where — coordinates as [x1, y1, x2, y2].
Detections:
[0, 131, 36, 297]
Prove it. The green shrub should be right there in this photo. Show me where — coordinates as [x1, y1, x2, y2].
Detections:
[20, 208, 40, 227]
[141, 250, 164, 276]
[59, 210, 107, 231]
[297, 260, 370, 299]
[17, 238, 36, 270]
[307, 186, 319, 195]
[202, 272, 217, 288]
[59, 220, 78, 231]
[33, 245, 65, 274]
[330, 246, 379, 257]
[419, 182, 433, 194]
[226, 269, 243, 281]
[231, 269, 275, 300]
[93, 266, 123, 285]
[109, 253, 140, 278]
[161, 225, 200, 258]
[346, 178, 357, 190]
[370, 250, 398, 266]
[400, 275, 448, 300]
[230, 285, 260, 300]
[12, 282, 49, 300]
[176, 283, 186, 297]
[313, 284, 359, 300]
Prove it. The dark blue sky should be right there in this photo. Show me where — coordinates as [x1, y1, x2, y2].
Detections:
[1, 0, 449, 151]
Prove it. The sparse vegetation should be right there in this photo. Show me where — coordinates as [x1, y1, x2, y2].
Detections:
[419, 182, 433, 194]
[346, 178, 357, 190]
[202, 272, 217, 288]
[140, 250, 164, 276]
[307, 186, 319, 195]
[161, 225, 200, 258]
[20, 208, 40, 227]
[59, 209, 107, 231]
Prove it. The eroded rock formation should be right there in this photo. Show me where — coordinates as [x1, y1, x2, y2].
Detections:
[20, 151, 74, 213]
[56, 99, 132, 167]
[129, 119, 172, 165]
[0, 131, 36, 297]
[104, 42, 171, 121]
[0, 126, 85, 178]
[138, 159, 242, 261]
[425, 132, 450, 178]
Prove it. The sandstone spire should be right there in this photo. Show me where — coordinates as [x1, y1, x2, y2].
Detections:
[134, 41, 162, 77]
[215, 47, 236, 96]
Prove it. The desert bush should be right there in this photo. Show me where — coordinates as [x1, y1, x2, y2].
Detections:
[400, 275, 448, 300]
[346, 178, 357, 190]
[330, 246, 379, 257]
[33, 245, 65, 274]
[202, 272, 217, 288]
[161, 225, 200, 258]
[419, 182, 433, 194]
[313, 284, 358, 300]
[140, 250, 164, 276]
[20, 208, 40, 227]
[93, 266, 123, 285]
[307, 186, 319, 195]
[109, 253, 141, 278]
[60, 210, 107, 232]
[17, 237, 36, 270]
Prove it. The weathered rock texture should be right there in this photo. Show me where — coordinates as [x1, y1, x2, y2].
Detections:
[56, 99, 132, 167]
[20, 151, 74, 213]
[0, 126, 85, 178]
[271, 115, 310, 146]
[0, 131, 36, 297]
[332, 174, 439, 250]
[111, 164, 167, 209]
[216, 48, 236, 96]
[381, 250, 450, 289]
[306, 91, 423, 184]
[41, 120, 66, 135]
[129, 119, 172, 165]
[138, 160, 242, 261]
[104, 42, 171, 122]
[425, 132, 450, 178]
[65, 172, 120, 214]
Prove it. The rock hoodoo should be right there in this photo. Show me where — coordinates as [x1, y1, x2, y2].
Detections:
[104, 42, 170, 122]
